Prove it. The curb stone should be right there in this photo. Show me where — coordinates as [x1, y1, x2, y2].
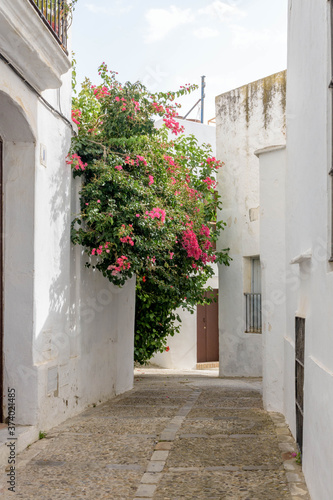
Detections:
[269, 412, 311, 499]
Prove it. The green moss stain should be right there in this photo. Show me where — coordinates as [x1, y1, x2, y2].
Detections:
[216, 70, 286, 130]
[261, 71, 286, 129]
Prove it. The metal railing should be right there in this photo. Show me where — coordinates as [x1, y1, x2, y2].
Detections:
[28, 0, 68, 52]
[244, 293, 262, 333]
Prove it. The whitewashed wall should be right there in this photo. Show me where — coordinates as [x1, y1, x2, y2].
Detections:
[256, 145, 287, 412]
[283, 2, 333, 499]
[215, 72, 286, 377]
[0, 0, 136, 436]
[254, 2, 333, 499]
[151, 119, 216, 370]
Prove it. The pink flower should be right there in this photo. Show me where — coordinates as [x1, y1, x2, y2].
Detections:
[115, 165, 123, 170]
[148, 175, 154, 186]
[97, 200, 100, 203]
[136, 155, 148, 166]
[169, 252, 174, 260]
[115, 96, 120, 102]
[136, 214, 140, 217]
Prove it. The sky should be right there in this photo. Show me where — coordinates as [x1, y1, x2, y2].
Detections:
[71, 0, 288, 122]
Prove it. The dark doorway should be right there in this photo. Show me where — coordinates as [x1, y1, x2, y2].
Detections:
[295, 316, 305, 454]
[197, 289, 219, 363]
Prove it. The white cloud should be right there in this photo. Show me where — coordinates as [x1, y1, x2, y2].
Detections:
[85, 2, 132, 15]
[199, 1, 245, 22]
[231, 25, 285, 48]
[193, 27, 220, 39]
[144, 6, 194, 43]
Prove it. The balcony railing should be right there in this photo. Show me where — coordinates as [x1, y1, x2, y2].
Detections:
[244, 293, 262, 333]
[28, 0, 68, 53]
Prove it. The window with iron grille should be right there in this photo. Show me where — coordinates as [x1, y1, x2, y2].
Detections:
[28, 0, 68, 53]
[244, 257, 262, 333]
[295, 317, 305, 454]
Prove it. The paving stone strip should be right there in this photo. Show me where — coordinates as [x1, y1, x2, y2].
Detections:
[134, 389, 201, 499]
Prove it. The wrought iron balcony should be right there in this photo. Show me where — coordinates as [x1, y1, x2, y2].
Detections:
[28, 0, 68, 53]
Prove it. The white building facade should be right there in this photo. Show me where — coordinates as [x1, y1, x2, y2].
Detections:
[218, 1, 333, 498]
[0, 0, 135, 461]
[215, 71, 286, 377]
[256, 2, 333, 499]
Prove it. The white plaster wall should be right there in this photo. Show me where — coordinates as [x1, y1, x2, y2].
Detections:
[151, 308, 197, 370]
[215, 71, 286, 377]
[257, 146, 286, 412]
[35, 157, 135, 430]
[283, 2, 333, 499]
[155, 118, 216, 154]
[0, 19, 136, 430]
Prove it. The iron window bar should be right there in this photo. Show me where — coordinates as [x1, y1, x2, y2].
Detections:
[28, 0, 68, 54]
[244, 293, 262, 333]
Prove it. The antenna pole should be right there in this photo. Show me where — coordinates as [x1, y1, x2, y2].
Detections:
[201, 75, 206, 124]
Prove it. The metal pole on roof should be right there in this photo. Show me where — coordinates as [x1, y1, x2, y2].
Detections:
[201, 75, 206, 124]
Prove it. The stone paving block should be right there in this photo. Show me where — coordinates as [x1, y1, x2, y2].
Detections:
[141, 472, 163, 484]
[159, 431, 177, 441]
[278, 434, 294, 442]
[136, 483, 157, 497]
[146, 461, 165, 472]
[168, 467, 201, 472]
[151, 450, 169, 461]
[180, 432, 210, 439]
[286, 472, 302, 482]
[279, 443, 296, 452]
[284, 461, 296, 470]
[106, 464, 143, 471]
[289, 483, 309, 496]
[276, 427, 291, 435]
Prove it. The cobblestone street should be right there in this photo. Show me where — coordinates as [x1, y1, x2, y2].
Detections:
[0, 369, 310, 499]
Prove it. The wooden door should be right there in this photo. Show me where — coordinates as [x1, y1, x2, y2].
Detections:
[197, 289, 219, 362]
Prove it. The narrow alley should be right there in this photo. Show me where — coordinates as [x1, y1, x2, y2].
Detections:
[1, 369, 310, 499]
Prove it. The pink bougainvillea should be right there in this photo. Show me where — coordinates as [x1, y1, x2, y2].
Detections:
[71, 109, 82, 126]
[202, 177, 217, 190]
[66, 153, 87, 171]
[107, 256, 131, 275]
[145, 207, 166, 224]
[182, 229, 202, 260]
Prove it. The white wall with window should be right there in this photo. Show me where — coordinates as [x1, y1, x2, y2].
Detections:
[215, 72, 286, 377]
